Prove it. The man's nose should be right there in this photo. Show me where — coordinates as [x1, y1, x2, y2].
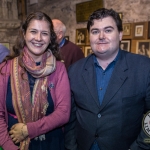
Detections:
[99, 31, 105, 39]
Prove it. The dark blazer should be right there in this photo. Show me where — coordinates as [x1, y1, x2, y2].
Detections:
[65, 50, 150, 150]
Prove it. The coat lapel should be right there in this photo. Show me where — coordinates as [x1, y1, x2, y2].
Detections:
[100, 51, 128, 111]
[82, 55, 100, 107]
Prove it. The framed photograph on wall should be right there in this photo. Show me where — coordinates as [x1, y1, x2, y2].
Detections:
[120, 40, 130, 52]
[136, 40, 150, 57]
[148, 21, 150, 39]
[84, 46, 92, 57]
[135, 25, 143, 37]
[118, 12, 123, 20]
[123, 23, 131, 36]
[76, 28, 87, 45]
[133, 22, 148, 39]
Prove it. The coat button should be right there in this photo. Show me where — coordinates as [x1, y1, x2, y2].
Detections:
[97, 113, 101, 118]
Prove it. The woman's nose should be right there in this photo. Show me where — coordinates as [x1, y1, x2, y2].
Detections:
[35, 33, 42, 41]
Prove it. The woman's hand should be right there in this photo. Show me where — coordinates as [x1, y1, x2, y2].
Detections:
[9, 123, 28, 144]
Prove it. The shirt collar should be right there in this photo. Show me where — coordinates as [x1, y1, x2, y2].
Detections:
[59, 38, 66, 48]
[93, 50, 120, 66]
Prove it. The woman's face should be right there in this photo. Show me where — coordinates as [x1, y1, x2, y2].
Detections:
[24, 19, 50, 62]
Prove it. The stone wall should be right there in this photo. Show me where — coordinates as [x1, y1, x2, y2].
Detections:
[27, 0, 150, 43]
[0, 0, 20, 52]
[0, 0, 149, 52]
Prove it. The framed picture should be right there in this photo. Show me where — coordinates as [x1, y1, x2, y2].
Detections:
[86, 32, 90, 45]
[0, 42, 10, 49]
[135, 25, 143, 37]
[65, 36, 69, 41]
[118, 12, 123, 20]
[76, 28, 87, 45]
[84, 46, 92, 57]
[133, 22, 148, 39]
[123, 23, 131, 36]
[148, 21, 150, 39]
[78, 46, 84, 54]
[120, 40, 130, 52]
[136, 40, 150, 57]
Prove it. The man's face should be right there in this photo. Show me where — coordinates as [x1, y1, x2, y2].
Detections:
[89, 17, 122, 59]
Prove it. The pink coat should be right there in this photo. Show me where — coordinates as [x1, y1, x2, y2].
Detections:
[0, 60, 71, 150]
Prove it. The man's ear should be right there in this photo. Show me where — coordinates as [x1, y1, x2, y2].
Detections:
[58, 31, 63, 39]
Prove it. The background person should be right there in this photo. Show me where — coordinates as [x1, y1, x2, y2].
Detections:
[52, 19, 84, 69]
[0, 11, 71, 150]
[65, 8, 150, 150]
[0, 44, 10, 63]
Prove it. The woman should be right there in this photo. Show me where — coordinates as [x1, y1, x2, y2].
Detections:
[0, 11, 71, 150]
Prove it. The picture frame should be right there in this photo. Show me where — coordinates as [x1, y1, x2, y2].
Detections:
[120, 40, 131, 52]
[135, 25, 143, 37]
[65, 36, 69, 41]
[118, 12, 123, 20]
[86, 32, 90, 45]
[148, 21, 150, 39]
[136, 40, 150, 57]
[123, 23, 131, 36]
[84, 46, 92, 57]
[76, 28, 87, 45]
[133, 22, 148, 39]
[0, 42, 10, 49]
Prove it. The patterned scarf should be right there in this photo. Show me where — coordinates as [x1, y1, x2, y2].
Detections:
[11, 47, 56, 150]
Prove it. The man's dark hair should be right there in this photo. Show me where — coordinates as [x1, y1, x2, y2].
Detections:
[87, 8, 123, 32]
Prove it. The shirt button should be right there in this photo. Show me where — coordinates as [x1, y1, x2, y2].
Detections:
[100, 88, 102, 90]
[97, 113, 101, 118]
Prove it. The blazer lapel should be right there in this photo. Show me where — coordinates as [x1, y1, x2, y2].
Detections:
[100, 51, 128, 111]
[82, 55, 100, 107]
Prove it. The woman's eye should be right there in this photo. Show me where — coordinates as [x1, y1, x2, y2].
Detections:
[42, 32, 49, 36]
[31, 30, 36, 34]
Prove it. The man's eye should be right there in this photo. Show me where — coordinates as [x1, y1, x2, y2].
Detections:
[91, 30, 99, 34]
[105, 29, 112, 33]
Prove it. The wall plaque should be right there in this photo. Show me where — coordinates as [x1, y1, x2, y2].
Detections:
[76, 0, 103, 23]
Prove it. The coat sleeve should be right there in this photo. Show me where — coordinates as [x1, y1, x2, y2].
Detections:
[64, 92, 78, 150]
[27, 62, 71, 139]
[130, 70, 150, 150]
[0, 63, 19, 150]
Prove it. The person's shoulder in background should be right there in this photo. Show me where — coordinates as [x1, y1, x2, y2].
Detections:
[0, 44, 10, 63]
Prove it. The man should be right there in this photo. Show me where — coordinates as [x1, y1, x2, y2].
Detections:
[52, 19, 84, 69]
[0, 44, 10, 63]
[65, 8, 150, 150]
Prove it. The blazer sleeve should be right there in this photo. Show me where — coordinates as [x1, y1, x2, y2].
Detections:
[0, 63, 19, 150]
[27, 62, 71, 139]
[64, 92, 78, 150]
[130, 70, 150, 150]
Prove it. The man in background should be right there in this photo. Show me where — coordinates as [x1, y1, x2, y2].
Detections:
[52, 19, 84, 69]
[0, 44, 10, 63]
[65, 8, 150, 150]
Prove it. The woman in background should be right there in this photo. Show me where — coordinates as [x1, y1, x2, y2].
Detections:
[0, 11, 70, 150]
